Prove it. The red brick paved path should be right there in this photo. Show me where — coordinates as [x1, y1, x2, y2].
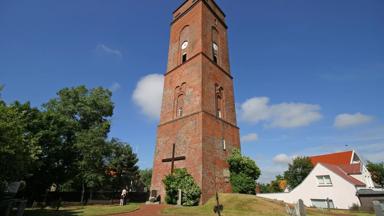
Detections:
[112, 204, 172, 216]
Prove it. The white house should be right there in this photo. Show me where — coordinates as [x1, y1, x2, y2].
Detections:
[258, 150, 377, 209]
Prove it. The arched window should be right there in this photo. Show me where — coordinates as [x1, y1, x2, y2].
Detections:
[212, 27, 219, 64]
[180, 26, 190, 64]
[215, 84, 224, 119]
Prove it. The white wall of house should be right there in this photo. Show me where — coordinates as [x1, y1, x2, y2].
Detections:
[257, 164, 361, 209]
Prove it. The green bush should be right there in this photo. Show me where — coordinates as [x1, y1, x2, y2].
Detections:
[162, 168, 201, 206]
[227, 149, 260, 194]
[230, 173, 256, 194]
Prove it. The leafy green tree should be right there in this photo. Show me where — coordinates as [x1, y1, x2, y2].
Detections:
[162, 168, 201, 206]
[0, 101, 42, 193]
[269, 175, 284, 193]
[44, 86, 114, 203]
[139, 169, 152, 191]
[105, 139, 139, 191]
[367, 161, 384, 187]
[227, 149, 260, 194]
[284, 157, 313, 189]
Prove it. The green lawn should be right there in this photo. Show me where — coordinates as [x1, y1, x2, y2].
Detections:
[24, 203, 140, 216]
[163, 193, 374, 216]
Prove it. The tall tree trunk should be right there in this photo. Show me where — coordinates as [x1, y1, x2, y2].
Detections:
[81, 181, 85, 204]
[89, 187, 93, 202]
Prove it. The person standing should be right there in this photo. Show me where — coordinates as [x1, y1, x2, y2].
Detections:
[120, 187, 127, 206]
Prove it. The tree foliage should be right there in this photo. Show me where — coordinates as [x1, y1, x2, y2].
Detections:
[227, 149, 260, 194]
[162, 168, 201, 206]
[366, 161, 384, 187]
[139, 169, 152, 190]
[258, 175, 285, 193]
[284, 157, 313, 189]
[105, 139, 139, 190]
[0, 102, 42, 192]
[0, 85, 140, 203]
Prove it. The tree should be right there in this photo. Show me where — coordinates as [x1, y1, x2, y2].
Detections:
[227, 149, 261, 194]
[367, 161, 384, 187]
[139, 169, 152, 191]
[284, 157, 313, 190]
[105, 139, 139, 191]
[0, 102, 42, 193]
[162, 168, 201, 206]
[44, 86, 114, 203]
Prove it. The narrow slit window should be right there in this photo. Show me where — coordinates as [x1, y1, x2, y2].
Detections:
[215, 85, 224, 119]
[181, 41, 188, 63]
[222, 139, 226, 151]
[212, 42, 218, 63]
[176, 94, 185, 118]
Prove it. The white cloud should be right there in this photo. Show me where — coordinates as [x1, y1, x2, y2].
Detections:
[132, 74, 164, 119]
[273, 153, 292, 164]
[96, 44, 122, 58]
[334, 113, 374, 128]
[109, 82, 121, 92]
[239, 97, 322, 128]
[241, 133, 259, 143]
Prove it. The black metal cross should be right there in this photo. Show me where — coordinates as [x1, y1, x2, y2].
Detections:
[161, 144, 186, 173]
[213, 192, 223, 216]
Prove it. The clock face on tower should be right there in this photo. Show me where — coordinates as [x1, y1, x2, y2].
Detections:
[181, 41, 189, 50]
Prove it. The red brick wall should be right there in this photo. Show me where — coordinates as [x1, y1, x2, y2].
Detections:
[151, 0, 241, 204]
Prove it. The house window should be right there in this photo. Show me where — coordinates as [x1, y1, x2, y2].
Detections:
[311, 199, 335, 209]
[181, 41, 188, 63]
[212, 42, 218, 63]
[222, 139, 226, 151]
[316, 175, 332, 186]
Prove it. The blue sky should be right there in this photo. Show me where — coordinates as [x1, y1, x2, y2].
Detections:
[1, 0, 383, 182]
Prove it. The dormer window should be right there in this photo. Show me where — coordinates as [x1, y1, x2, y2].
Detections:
[212, 42, 218, 63]
[181, 41, 188, 63]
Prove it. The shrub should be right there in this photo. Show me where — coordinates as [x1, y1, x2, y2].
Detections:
[227, 149, 260, 194]
[162, 168, 201, 206]
[230, 173, 256, 194]
[349, 203, 360, 211]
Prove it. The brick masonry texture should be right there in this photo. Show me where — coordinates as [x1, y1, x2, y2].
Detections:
[151, 0, 241, 204]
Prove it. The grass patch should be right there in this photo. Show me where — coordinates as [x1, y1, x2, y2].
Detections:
[24, 203, 140, 216]
[163, 193, 374, 216]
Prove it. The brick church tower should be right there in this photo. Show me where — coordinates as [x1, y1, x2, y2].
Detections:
[151, 0, 240, 203]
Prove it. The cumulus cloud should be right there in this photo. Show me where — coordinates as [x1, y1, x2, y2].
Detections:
[239, 97, 322, 128]
[334, 113, 374, 128]
[96, 44, 122, 58]
[109, 82, 121, 92]
[132, 74, 164, 119]
[241, 133, 259, 143]
[273, 153, 293, 164]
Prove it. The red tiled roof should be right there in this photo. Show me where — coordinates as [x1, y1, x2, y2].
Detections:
[339, 164, 361, 175]
[310, 151, 353, 166]
[321, 163, 366, 187]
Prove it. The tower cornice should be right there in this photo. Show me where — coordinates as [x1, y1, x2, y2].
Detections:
[171, 0, 228, 29]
